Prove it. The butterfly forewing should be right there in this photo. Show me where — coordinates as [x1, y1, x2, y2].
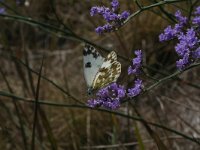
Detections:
[92, 51, 121, 89]
[83, 44, 104, 87]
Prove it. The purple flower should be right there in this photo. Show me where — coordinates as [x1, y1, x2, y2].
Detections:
[87, 83, 126, 110]
[90, 0, 130, 34]
[175, 28, 199, 56]
[120, 11, 130, 20]
[176, 53, 190, 70]
[90, 7, 99, 16]
[192, 16, 200, 26]
[127, 79, 143, 98]
[175, 10, 188, 25]
[87, 99, 103, 108]
[184, 28, 199, 49]
[111, 0, 119, 11]
[159, 26, 177, 41]
[103, 11, 118, 22]
[175, 28, 199, 69]
[90, 6, 109, 16]
[192, 47, 200, 59]
[175, 40, 190, 57]
[102, 23, 113, 32]
[192, 6, 200, 27]
[194, 6, 200, 15]
[0, 8, 5, 14]
[95, 26, 105, 34]
[159, 10, 189, 42]
[128, 50, 143, 75]
[159, 8, 200, 70]
[95, 24, 113, 34]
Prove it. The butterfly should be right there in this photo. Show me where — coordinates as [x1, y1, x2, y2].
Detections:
[83, 43, 121, 94]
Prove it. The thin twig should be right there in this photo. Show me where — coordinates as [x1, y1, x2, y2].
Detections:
[31, 55, 44, 150]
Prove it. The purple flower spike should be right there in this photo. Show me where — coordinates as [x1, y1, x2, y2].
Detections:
[95, 26, 105, 34]
[127, 79, 143, 98]
[159, 26, 177, 42]
[87, 99, 103, 108]
[128, 50, 143, 75]
[175, 10, 188, 25]
[90, 0, 130, 34]
[185, 28, 199, 49]
[95, 24, 113, 34]
[87, 83, 126, 110]
[192, 47, 200, 59]
[194, 6, 200, 15]
[111, 0, 119, 11]
[103, 24, 113, 32]
[192, 16, 200, 26]
[90, 7, 99, 16]
[176, 53, 190, 70]
[120, 11, 130, 20]
[159, 8, 200, 70]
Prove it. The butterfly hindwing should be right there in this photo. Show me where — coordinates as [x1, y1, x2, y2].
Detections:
[83, 43, 104, 87]
[92, 51, 121, 89]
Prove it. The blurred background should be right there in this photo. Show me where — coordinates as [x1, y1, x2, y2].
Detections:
[0, 0, 200, 149]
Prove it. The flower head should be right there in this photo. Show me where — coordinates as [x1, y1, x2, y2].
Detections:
[128, 50, 143, 75]
[192, 47, 200, 59]
[193, 6, 200, 27]
[87, 83, 126, 110]
[120, 11, 130, 19]
[176, 53, 190, 70]
[194, 6, 200, 15]
[159, 26, 177, 41]
[127, 79, 143, 98]
[159, 8, 200, 70]
[175, 10, 188, 25]
[95, 26, 105, 34]
[90, 0, 130, 34]
[192, 16, 200, 26]
[111, 0, 119, 11]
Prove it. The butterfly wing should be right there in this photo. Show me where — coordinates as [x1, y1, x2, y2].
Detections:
[83, 43, 104, 88]
[92, 51, 121, 90]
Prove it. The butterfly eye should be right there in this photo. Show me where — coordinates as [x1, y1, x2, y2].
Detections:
[87, 88, 93, 95]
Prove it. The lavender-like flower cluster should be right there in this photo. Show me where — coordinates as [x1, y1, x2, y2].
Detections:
[87, 50, 143, 110]
[193, 6, 200, 27]
[127, 50, 143, 98]
[90, 0, 130, 34]
[128, 50, 142, 75]
[87, 83, 126, 110]
[159, 7, 200, 70]
[127, 79, 143, 98]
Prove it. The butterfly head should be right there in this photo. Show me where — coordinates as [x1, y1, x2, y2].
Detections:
[87, 87, 94, 95]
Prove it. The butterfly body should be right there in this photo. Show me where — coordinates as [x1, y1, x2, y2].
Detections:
[83, 43, 121, 94]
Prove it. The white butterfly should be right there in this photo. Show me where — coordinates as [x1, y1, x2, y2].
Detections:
[83, 43, 121, 94]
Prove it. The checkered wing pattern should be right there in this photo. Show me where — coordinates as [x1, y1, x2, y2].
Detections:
[91, 51, 121, 90]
